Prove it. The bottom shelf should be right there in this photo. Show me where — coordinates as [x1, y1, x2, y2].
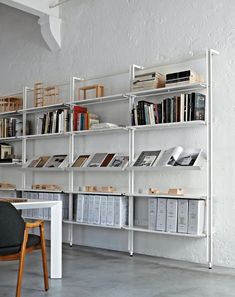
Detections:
[124, 226, 206, 238]
[63, 220, 123, 229]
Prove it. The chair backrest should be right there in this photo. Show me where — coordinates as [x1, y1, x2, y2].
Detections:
[0, 202, 25, 248]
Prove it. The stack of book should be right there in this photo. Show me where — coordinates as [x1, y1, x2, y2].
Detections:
[73, 106, 100, 131]
[35, 109, 69, 135]
[75, 194, 128, 227]
[132, 71, 165, 91]
[132, 92, 205, 126]
[148, 198, 205, 235]
[0, 117, 23, 138]
[0, 143, 21, 163]
[165, 70, 203, 86]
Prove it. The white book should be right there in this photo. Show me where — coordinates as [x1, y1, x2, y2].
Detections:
[100, 196, 107, 225]
[93, 196, 101, 224]
[148, 198, 158, 230]
[83, 195, 89, 223]
[48, 193, 54, 219]
[156, 198, 167, 231]
[88, 195, 95, 223]
[106, 196, 115, 226]
[38, 193, 44, 218]
[43, 192, 49, 219]
[178, 199, 189, 233]
[166, 199, 178, 233]
[21, 192, 28, 217]
[120, 197, 128, 226]
[114, 197, 121, 226]
[32, 192, 39, 218]
[27, 192, 33, 218]
[76, 194, 84, 222]
[188, 200, 205, 235]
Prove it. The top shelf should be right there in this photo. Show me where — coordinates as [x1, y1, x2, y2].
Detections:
[127, 83, 207, 98]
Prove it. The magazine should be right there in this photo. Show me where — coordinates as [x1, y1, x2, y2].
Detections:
[72, 155, 91, 168]
[109, 154, 129, 168]
[133, 150, 161, 167]
[157, 146, 202, 167]
[86, 153, 108, 167]
[44, 155, 68, 168]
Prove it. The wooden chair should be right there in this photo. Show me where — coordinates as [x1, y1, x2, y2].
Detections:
[0, 202, 49, 297]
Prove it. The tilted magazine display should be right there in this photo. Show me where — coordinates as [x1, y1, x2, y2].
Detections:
[0, 49, 218, 269]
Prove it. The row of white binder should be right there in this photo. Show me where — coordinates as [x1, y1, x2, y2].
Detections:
[75, 195, 128, 227]
[148, 198, 205, 235]
[22, 192, 69, 220]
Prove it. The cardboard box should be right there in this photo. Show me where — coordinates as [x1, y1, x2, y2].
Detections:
[156, 198, 167, 231]
[188, 200, 205, 234]
[148, 198, 157, 230]
[166, 199, 177, 233]
[100, 196, 107, 225]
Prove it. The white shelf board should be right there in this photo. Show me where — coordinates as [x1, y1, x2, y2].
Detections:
[19, 102, 70, 114]
[21, 167, 66, 172]
[0, 162, 22, 167]
[69, 166, 126, 172]
[127, 165, 202, 171]
[18, 188, 63, 193]
[63, 220, 123, 229]
[126, 193, 206, 200]
[73, 127, 127, 136]
[127, 83, 207, 98]
[0, 188, 16, 191]
[129, 121, 206, 131]
[71, 93, 128, 106]
[0, 110, 21, 118]
[124, 226, 206, 238]
[21, 132, 70, 140]
[65, 190, 125, 196]
[0, 136, 21, 142]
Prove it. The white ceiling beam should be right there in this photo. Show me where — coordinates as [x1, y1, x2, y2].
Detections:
[0, 0, 61, 52]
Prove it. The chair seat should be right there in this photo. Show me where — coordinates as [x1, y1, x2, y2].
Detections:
[0, 234, 41, 256]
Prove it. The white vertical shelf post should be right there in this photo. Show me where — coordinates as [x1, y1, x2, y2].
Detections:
[206, 49, 219, 269]
[21, 87, 28, 189]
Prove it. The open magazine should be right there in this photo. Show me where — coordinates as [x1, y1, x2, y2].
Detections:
[157, 146, 202, 167]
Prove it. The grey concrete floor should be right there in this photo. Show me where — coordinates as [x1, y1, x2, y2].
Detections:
[1, 245, 235, 297]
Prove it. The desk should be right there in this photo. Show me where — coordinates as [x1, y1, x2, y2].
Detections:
[13, 200, 62, 279]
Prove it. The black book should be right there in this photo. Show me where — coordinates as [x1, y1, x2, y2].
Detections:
[191, 93, 206, 121]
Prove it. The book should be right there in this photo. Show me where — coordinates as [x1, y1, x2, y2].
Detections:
[188, 200, 205, 234]
[166, 199, 178, 233]
[86, 153, 108, 167]
[90, 123, 118, 130]
[165, 70, 203, 86]
[72, 155, 91, 167]
[100, 153, 115, 167]
[156, 198, 167, 231]
[108, 154, 129, 168]
[73, 106, 87, 131]
[178, 199, 189, 233]
[148, 198, 157, 230]
[44, 155, 68, 168]
[35, 156, 51, 168]
[133, 150, 161, 167]
[157, 146, 202, 167]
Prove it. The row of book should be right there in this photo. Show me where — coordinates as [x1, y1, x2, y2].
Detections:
[25, 153, 129, 169]
[21, 192, 69, 220]
[148, 198, 205, 235]
[75, 195, 128, 226]
[73, 106, 100, 131]
[36, 109, 70, 135]
[0, 117, 23, 138]
[131, 92, 205, 126]
[20, 146, 203, 169]
[132, 70, 203, 91]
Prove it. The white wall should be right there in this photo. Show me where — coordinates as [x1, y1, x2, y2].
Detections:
[1, 0, 235, 267]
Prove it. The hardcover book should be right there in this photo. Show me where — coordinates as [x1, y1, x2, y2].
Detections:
[72, 155, 91, 168]
[133, 150, 161, 167]
[44, 154, 68, 168]
[86, 153, 108, 167]
[109, 154, 129, 168]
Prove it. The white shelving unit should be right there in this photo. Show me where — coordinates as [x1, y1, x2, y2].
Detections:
[0, 49, 218, 268]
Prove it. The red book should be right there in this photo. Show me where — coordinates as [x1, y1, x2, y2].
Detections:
[73, 106, 87, 131]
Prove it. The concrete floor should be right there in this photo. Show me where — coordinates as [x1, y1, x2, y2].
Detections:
[1, 245, 235, 297]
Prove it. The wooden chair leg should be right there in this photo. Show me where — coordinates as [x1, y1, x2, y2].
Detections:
[40, 223, 49, 291]
[16, 229, 28, 297]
